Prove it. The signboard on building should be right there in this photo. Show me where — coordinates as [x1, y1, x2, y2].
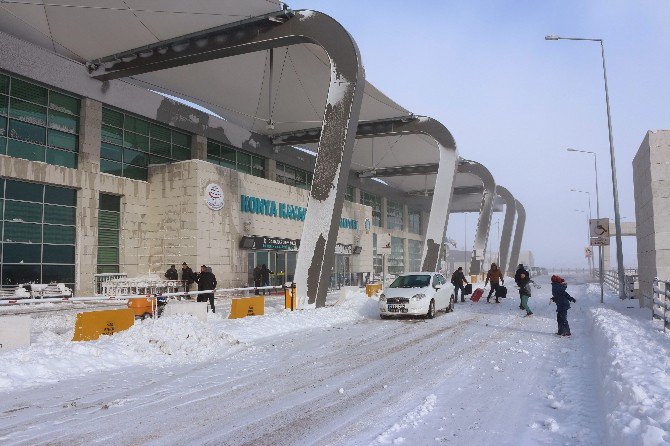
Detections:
[205, 183, 225, 211]
[589, 218, 610, 246]
[239, 236, 300, 251]
[240, 194, 358, 229]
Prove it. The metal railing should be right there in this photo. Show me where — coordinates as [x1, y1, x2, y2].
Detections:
[603, 269, 638, 299]
[652, 279, 670, 332]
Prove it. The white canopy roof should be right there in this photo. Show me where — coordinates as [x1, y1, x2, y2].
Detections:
[0, 0, 495, 210]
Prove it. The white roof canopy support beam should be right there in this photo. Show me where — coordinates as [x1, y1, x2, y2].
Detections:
[496, 186, 517, 276]
[508, 200, 527, 274]
[87, 10, 367, 309]
[457, 160, 497, 276]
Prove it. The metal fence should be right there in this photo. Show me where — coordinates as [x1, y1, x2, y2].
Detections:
[603, 269, 638, 299]
[652, 279, 670, 332]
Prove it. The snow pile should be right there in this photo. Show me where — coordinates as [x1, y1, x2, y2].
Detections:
[374, 394, 437, 444]
[590, 306, 670, 445]
[0, 291, 376, 391]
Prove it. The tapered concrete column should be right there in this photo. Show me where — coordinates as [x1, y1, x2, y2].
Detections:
[457, 160, 496, 275]
[496, 186, 516, 276]
[265, 158, 277, 181]
[508, 200, 526, 273]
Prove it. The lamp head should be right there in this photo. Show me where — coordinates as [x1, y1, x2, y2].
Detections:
[545, 34, 560, 41]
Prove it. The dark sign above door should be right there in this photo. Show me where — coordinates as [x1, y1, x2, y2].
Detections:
[239, 236, 300, 251]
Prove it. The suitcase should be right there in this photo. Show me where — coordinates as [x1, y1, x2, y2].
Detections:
[471, 288, 484, 302]
[495, 286, 507, 298]
[464, 283, 473, 295]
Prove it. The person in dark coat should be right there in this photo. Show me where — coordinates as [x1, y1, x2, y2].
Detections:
[514, 264, 530, 310]
[550, 275, 576, 336]
[164, 264, 178, 281]
[260, 264, 273, 294]
[451, 267, 468, 303]
[485, 263, 504, 303]
[181, 262, 195, 294]
[253, 265, 262, 289]
[196, 265, 217, 313]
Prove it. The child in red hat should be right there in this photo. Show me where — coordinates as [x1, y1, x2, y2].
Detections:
[550, 275, 576, 336]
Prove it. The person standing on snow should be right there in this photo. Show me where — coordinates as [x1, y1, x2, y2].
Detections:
[196, 265, 218, 313]
[164, 264, 178, 280]
[181, 262, 195, 294]
[518, 271, 533, 316]
[514, 264, 530, 310]
[550, 275, 576, 336]
[253, 265, 262, 289]
[485, 263, 504, 303]
[451, 267, 468, 303]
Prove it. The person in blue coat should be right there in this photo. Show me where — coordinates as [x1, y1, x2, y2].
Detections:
[550, 275, 576, 336]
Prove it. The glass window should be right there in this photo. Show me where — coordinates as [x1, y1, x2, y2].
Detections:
[276, 162, 311, 189]
[0, 178, 76, 290]
[408, 239, 422, 272]
[387, 201, 403, 231]
[345, 186, 355, 202]
[389, 237, 405, 275]
[0, 72, 80, 167]
[100, 107, 192, 181]
[207, 139, 266, 179]
[97, 193, 120, 273]
[408, 209, 422, 235]
[360, 191, 382, 227]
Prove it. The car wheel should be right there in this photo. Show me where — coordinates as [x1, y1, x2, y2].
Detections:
[426, 299, 435, 319]
[447, 295, 455, 313]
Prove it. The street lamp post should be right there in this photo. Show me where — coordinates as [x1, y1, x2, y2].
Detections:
[547, 35, 626, 299]
[568, 148, 605, 303]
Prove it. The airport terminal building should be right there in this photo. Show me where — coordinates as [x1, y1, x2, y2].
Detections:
[0, 30, 430, 295]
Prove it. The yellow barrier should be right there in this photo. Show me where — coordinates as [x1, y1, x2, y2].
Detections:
[471, 275, 478, 283]
[228, 296, 265, 319]
[73, 309, 135, 341]
[366, 283, 383, 297]
[284, 283, 296, 310]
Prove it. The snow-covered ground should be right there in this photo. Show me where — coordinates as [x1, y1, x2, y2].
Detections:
[0, 276, 668, 445]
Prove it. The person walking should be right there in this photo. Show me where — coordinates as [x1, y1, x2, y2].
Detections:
[181, 262, 195, 294]
[196, 265, 217, 313]
[164, 264, 178, 280]
[514, 264, 530, 310]
[451, 267, 468, 303]
[260, 264, 272, 294]
[550, 275, 576, 336]
[518, 271, 533, 316]
[485, 263, 504, 303]
[253, 265, 262, 290]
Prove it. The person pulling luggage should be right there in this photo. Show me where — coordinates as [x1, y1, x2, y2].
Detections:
[451, 267, 468, 303]
[485, 263, 504, 303]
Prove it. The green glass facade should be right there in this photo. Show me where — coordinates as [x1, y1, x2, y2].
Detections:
[387, 200, 403, 231]
[389, 236, 405, 275]
[408, 239, 422, 272]
[207, 139, 265, 177]
[360, 191, 382, 227]
[97, 193, 121, 274]
[0, 178, 76, 290]
[276, 162, 313, 190]
[408, 209, 422, 235]
[0, 73, 80, 169]
[100, 107, 191, 181]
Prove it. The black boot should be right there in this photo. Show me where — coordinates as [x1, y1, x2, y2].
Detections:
[496, 299, 500, 303]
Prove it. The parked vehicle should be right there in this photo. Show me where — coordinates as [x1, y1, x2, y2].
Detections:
[378, 272, 455, 319]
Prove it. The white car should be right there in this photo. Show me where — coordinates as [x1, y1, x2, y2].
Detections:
[378, 272, 455, 319]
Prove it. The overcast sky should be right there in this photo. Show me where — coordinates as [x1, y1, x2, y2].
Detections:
[288, 0, 670, 268]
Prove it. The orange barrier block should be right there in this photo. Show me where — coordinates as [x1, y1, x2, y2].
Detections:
[73, 309, 135, 341]
[228, 296, 265, 319]
[366, 283, 383, 297]
[284, 284, 296, 310]
[127, 297, 156, 319]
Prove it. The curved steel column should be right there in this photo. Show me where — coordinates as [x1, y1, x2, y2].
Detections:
[88, 10, 366, 308]
[496, 186, 516, 276]
[457, 160, 496, 275]
[508, 200, 526, 273]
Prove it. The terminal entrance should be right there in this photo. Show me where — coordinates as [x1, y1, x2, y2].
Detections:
[247, 251, 297, 287]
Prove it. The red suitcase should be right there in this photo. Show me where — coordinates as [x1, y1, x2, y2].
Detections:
[471, 288, 484, 302]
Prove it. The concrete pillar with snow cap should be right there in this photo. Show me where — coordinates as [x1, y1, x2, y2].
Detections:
[496, 186, 517, 276]
[508, 200, 526, 274]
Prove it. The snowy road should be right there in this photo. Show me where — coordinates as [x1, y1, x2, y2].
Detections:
[0, 276, 644, 445]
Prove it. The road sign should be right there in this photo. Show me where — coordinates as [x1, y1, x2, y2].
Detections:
[589, 218, 610, 246]
[584, 247, 593, 258]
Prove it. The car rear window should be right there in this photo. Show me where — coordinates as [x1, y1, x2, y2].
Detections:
[389, 275, 431, 288]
